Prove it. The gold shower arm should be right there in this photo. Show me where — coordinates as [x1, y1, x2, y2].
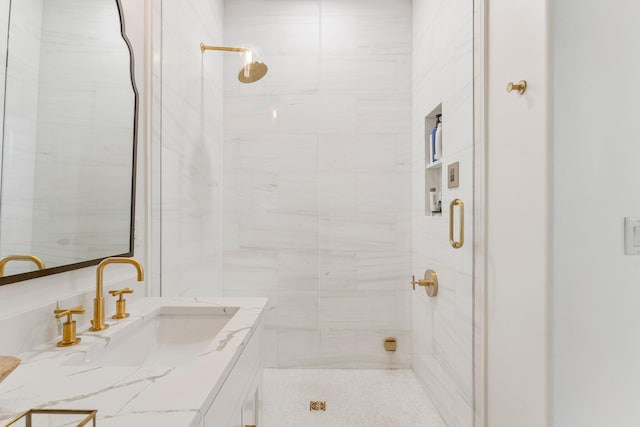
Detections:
[200, 43, 249, 53]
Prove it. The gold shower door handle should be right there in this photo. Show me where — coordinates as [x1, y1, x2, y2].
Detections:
[449, 199, 464, 249]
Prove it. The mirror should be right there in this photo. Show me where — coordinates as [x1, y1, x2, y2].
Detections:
[0, 0, 138, 285]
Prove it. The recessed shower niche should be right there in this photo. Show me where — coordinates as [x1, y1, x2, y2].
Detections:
[425, 103, 443, 216]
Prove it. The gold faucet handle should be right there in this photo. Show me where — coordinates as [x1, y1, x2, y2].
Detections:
[108, 288, 134, 300]
[53, 306, 84, 347]
[109, 288, 133, 319]
[54, 306, 85, 321]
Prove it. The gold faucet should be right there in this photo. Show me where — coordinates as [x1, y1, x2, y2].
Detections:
[89, 257, 144, 332]
[0, 255, 45, 277]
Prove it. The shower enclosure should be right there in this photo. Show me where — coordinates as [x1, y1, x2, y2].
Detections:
[151, 0, 476, 425]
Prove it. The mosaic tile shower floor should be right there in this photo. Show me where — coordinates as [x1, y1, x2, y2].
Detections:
[263, 369, 447, 427]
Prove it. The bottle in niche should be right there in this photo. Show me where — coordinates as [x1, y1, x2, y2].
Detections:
[427, 132, 434, 164]
[434, 114, 443, 161]
[431, 120, 438, 163]
[429, 188, 441, 213]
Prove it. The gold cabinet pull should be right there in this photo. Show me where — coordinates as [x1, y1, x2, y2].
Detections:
[506, 80, 527, 94]
[449, 199, 464, 249]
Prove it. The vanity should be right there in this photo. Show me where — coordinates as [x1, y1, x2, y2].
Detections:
[0, 297, 266, 427]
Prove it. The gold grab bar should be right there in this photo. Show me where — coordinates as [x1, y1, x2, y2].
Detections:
[449, 199, 464, 249]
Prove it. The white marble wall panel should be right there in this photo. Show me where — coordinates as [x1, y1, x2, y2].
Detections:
[411, 0, 474, 426]
[157, 0, 224, 297]
[224, 0, 411, 369]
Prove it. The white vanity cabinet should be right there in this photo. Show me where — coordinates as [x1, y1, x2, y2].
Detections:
[240, 371, 262, 427]
[204, 321, 263, 427]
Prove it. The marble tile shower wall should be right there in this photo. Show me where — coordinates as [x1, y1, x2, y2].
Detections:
[411, 0, 474, 426]
[157, 0, 224, 296]
[223, 0, 412, 368]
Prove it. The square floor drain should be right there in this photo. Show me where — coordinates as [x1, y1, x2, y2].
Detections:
[309, 401, 326, 412]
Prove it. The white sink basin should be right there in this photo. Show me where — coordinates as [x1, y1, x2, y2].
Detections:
[63, 306, 237, 367]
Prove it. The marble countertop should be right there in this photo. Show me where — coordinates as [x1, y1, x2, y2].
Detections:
[0, 297, 267, 427]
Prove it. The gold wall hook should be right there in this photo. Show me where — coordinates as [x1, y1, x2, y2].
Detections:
[507, 80, 527, 94]
[410, 270, 438, 297]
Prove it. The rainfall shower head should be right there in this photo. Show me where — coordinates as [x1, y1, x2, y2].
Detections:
[200, 43, 269, 84]
[238, 61, 268, 84]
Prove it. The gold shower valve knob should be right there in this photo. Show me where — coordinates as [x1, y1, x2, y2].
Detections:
[507, 80, 527, 94]
[410, 270, 439, 297]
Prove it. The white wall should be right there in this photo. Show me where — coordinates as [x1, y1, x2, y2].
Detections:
[552, 1, 640, 425]
[0, 0, 149, 354]
[411, 0, 474, 425]
[153, 0, 224, 297]
[223, 0, 412, 368]
[485, 0, 550, 425]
